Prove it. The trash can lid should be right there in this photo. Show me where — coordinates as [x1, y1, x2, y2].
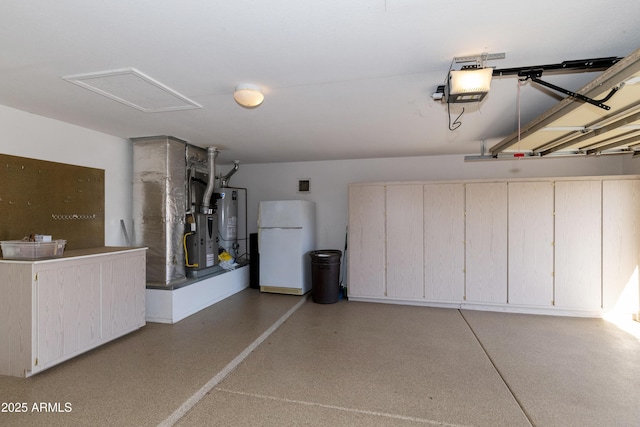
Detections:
[310, 250, 342, 263]
[310, 249, 342, 256]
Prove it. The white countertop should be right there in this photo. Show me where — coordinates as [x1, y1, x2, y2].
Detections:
[0, 246, 147, 264]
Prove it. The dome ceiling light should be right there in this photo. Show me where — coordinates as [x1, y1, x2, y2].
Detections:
[233, 84, 264, 108]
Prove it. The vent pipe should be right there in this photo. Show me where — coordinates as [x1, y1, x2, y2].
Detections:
[220, 161, 240, 188]
[201, 147, 218, 213]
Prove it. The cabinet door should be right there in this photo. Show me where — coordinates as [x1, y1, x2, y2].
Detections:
[35, 261, 101, 369]
[386, 185, 424, 299]
[424, 183, 464, 301]
[554, 181, 601, 309]
[508, 182, 554, 306]
[102, 252, 146, 338]
[465, 182, 508, 303]
[0, 264, 33, 377]
[602, 179, 640, 313]
[348, 185, 386, 297]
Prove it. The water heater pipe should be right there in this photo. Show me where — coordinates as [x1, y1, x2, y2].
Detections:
[220, 160, 240, 188]
[201, 147, 218, 213]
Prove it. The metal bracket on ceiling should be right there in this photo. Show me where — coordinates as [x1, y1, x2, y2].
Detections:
[452, 52, 506, 69]
[518, 69, 619, 110]
[490, 57, 623, 111]
[493, 57, 622, 76]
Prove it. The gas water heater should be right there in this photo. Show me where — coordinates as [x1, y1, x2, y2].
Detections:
[216, 188, 238, 256]
[215, 160, 240, 258]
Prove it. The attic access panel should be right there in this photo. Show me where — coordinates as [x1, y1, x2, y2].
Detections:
[489, 48, 640, 157]
[63, 68, 203, 113]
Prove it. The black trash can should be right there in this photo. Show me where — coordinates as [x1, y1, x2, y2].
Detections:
[309, 250, 342, 304]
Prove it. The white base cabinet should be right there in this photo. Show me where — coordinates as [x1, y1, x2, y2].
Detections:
[348, 176, 640, 318]
[0, 247, 146, 377]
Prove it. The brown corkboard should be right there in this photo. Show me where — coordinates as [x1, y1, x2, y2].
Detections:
[0, 154, 105, 250]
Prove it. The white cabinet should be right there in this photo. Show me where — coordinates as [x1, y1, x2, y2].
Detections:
[554, 181, 602, 309]
[101, 254, 147, 338]
[348, 185, 386, 297]
[508, 182, 554, 306]
[465, 182, 508, 304]
[423, 183, 464, 301]
[348, 184, 424, 299]
[0, 264, 32, 377]
[386, 185, 424, 299]
[35, 261, 102, 370]
[348, 176, 640, 318]
[0, 247, 146, 377]
[602, 179, 640, 314]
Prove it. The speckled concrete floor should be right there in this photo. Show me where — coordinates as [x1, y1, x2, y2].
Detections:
[1, 288, 639, 426]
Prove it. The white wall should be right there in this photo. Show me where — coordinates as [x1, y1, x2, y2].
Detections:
[1, 101, 632, 256]
[622, 154, 640, 174]
[231, 154, 627, 256]
[0, 105, 132, 246]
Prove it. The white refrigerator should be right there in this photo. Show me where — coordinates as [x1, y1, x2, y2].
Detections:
[258, 200, 316, 295]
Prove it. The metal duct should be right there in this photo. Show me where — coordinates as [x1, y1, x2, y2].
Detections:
[185, 145, 208, 215]
[132, 136, 189, 285]
[201, 147, 218, 213]
[220, 161, 240, 188]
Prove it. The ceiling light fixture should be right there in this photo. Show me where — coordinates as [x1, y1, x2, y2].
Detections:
[439, 52, 505, 104]
[437, 52, 505, 131]
[233, 84, 264, 108]
[446, 67, 493, 103]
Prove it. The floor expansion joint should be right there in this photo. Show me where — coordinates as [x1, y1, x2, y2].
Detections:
[157, 295, 309, 427]
[458, 310, 535, 427]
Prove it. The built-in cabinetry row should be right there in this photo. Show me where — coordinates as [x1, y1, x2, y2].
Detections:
[0, 247, 146, 377]
[348, 177, 640, 317]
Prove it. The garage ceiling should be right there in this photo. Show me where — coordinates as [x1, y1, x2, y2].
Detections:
[0, 1, 639, 164]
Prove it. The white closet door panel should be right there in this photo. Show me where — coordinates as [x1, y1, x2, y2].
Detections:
[508, 181, 554, 306]
[466, 182, 508, 303]
[554, 181, 601, 309]
[386, 185, 424, 299]
[348, 185, 386, 297]
[603, 180, 640, 313]
[424, 183, 464, 301]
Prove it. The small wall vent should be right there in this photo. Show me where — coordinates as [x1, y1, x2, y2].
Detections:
[298, 179, 310, 193]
